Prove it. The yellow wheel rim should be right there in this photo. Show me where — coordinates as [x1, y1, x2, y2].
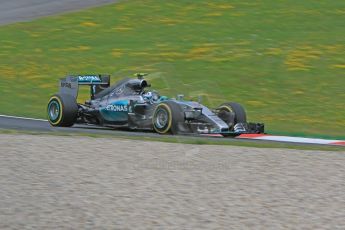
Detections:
[152, 103, 172, 134]
[219, 105, 233, 113]
[47, 96, 63, 125]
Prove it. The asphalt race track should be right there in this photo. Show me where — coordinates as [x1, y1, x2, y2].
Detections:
[0, 115, 259, 144]
[0, 0, 118, 25]
[0, 115, 158, 137]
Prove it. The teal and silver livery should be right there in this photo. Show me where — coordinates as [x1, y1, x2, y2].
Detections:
[47, 73, 264, 135]
[100, 100, 129, 122]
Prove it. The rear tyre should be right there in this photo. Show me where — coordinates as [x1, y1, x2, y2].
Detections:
[47, 94, 78, 127]
[218, 102, 247, 124]
[152, 101, 186, 134]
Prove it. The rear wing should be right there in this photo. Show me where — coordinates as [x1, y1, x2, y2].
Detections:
[59, 75, 110, 99]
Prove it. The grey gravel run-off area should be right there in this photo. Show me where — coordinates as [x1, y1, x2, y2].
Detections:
[0, 134, 344, 229]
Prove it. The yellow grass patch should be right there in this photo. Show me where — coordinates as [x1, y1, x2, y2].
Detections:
[111, 49, 123, 58]
[246, 100, 266, 107]
[52, 46, 91, 52]
[332, 64, 345, 69]
[189, 46, 214, 56]
[80, 22, 98, 27]
[21, 70, 39, 77]
[231, 52, 251, 59]
[192, 20, 215, 25]
[226, 48, 252, 59]
[0, 66, 17, 79]
[292, 90, 305, 95]
[205, 12, 223, 17]
[296, 117, 324, 125]
[208, 57, 232, 62]
[2, 45, 16, 49]
[321, 44, 344, 54]
[258, 115, 288, 122]
[39, 83, 54, 89]
[284, 61, 309, 71]
[187, 45, 217, 60]
[112, 26, 133, 31]
[176, 4, 198, 16]
[29, 33, 40, 38]
[183, 4, 198, 11]
[114, 4, 126, 11]
[50, 28, 63, 32]
[78, 46, 91, 51]
[335, 9, 345, 14]
[217, 4, 235, 9]
[206, 2, 234, 10]
[158, 51, 185, 59]
[284, 46, 322, 71]
[265, 48, 283, 56]
[1, 41, 19, 45]
[232, 40, 251, 46]
[129, 51, 151, 56]
[158, 18, 182, 26]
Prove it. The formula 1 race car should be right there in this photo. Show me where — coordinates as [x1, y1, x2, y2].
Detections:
[47, 73, 264, 136]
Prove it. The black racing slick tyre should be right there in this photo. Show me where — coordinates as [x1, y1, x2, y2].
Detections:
[218, 102, 247, 124]
[152, 101, 186, 134]
[47, 94, 78, 127]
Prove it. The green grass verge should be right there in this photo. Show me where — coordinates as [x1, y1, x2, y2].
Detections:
[0, 0, 344, 138]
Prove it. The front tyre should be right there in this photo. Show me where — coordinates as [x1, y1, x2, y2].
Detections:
[47, 94, 78, 127]
[218, 102, 247, 125]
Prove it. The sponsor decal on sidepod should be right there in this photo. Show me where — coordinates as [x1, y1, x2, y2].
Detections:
[105, 104, 128, 112]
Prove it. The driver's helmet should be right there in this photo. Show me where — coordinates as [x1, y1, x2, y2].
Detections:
[143, 91, 160, 103]
[143, 91, 153, 101]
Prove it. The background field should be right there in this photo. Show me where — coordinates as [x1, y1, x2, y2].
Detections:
[0, 0, 344, 138]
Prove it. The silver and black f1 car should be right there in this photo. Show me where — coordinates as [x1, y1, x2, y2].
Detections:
[47, 73, 264, 135]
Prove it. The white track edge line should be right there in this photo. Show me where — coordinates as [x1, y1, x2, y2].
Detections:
[237, 135, 345, 145]
[0, 114, 47, 122]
